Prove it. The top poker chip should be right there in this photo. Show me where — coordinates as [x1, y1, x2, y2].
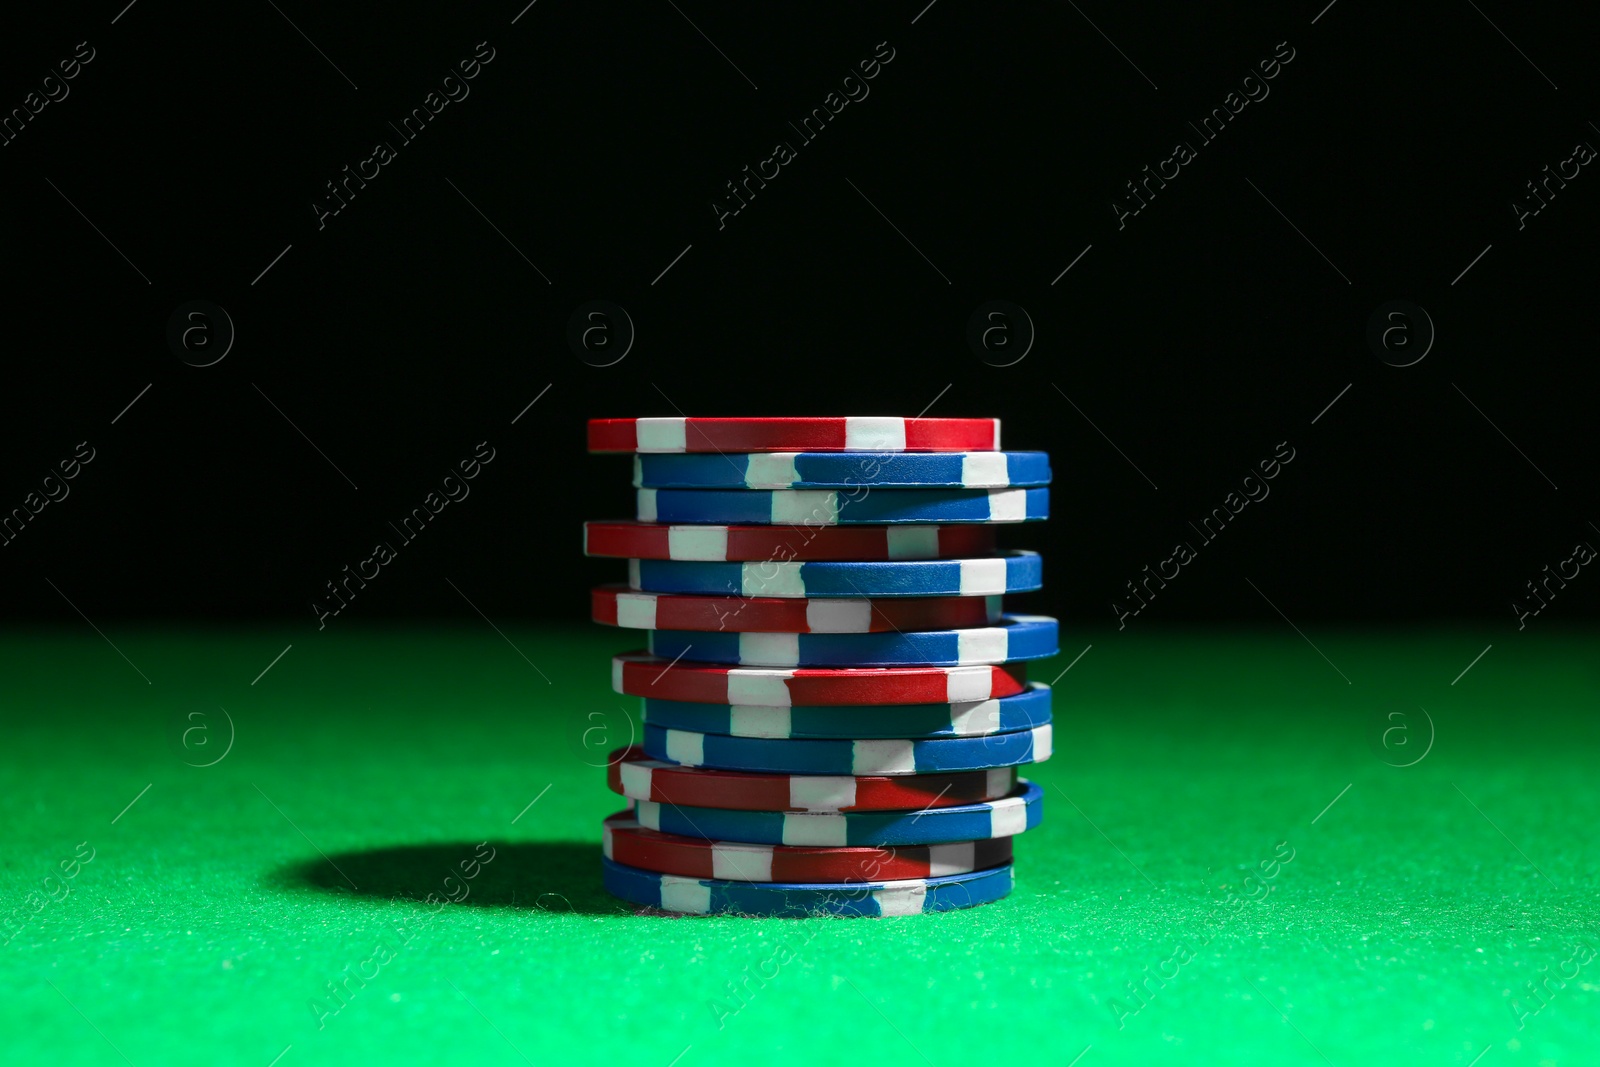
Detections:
[588, 417, 1001, 454]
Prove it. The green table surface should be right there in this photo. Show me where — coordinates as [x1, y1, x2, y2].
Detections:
[3, 624, 1596, 1066]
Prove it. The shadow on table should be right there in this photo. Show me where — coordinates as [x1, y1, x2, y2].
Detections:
[276, 841, 627, 916]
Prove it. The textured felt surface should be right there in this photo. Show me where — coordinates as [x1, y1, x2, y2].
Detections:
[2, 624, 1596, 1066]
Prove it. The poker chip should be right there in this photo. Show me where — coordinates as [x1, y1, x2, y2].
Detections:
[612, 652, 1029, 706]
[631, 451, 1051, 489]
[645, 614, 1058, 667]
[591, 586, 1002, 633]
[633, 778, 1044, 847]
[589, 413, 1049, 916]
[642, 723, 1053, 775]
[588, 416, 1001, 454]
[606, 747, 1017, 811]
[583, 521, 998, 561]
[639, 683, 1053, 739]
[600, 855, 1015, 916]
[603, 812, 1014, 882]
[626, 551, 1042, 598]
[637, 486, 1049, 525]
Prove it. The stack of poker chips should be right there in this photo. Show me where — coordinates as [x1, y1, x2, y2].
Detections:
[585, 416, 1053, 917]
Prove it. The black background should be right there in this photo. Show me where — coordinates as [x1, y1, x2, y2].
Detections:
[1, 1, 1595, 627]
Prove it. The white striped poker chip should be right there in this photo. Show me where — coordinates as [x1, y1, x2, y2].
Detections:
[637, 486, 1048, 525]
[607, 748, 1017, 811]
[612, 653, 1031, 706]
[645, 614, 1058, 667]
[631, 451, 1050, 489]
[588, 416, 1001, 454]
[639, 683, 1053, 739]
[634, 779, 1044, 847]
[600, 856, 1014, 916]
[642, 722, 1053, 775]
[626, 550, 1042, 598]
[582, 521, 998, 561]
[602, 812, 1015, 882]
[592, 585, 1001, 633]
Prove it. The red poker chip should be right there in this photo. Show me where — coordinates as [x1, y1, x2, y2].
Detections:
[606, 747, 1018, 811]
[588, 416, 1001, 454]
[591, 585, 1000, 633]
[602, 811, 1014, 882]
[611, 653, 1028, 706]
[582, 520, 997, 562]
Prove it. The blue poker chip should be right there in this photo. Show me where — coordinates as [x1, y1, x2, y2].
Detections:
[634, 779, 1044, 846]
[642, 722, 1052, 775]
[601, 856, 1014, 916]
[641, 683, 1054, 739]
[632, 451, 1052, 490]
[637, 487, 1049, 525]
[628, 550, 1042, 598]
[645, 614, 1058, 667]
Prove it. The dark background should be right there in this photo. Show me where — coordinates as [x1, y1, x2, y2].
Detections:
[1, 1, 1594, 629]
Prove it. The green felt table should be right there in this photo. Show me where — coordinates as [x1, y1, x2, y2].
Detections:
[3, 624, 1596, 1066]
